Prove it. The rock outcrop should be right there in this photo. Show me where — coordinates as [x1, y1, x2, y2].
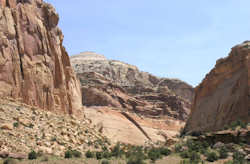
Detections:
[0, 0, 81, 114]
[71, 52, 194, 144]
[72, 52, 194, 102]
[185, 41, 250, 133]
[71, 52, 194, 121]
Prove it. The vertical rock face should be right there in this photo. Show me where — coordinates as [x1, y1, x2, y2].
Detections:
[0, 0, 82, 114]
[185, 41, 250, 133]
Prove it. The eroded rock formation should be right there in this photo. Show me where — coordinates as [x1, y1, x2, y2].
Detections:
[71, 52, 194, 121]
[71, 52, 194, 144]
[0, 0, 82, 114]
[185, 41, 250, 133]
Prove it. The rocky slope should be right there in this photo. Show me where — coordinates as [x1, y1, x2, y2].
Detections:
[0, 98, 108, 157]
[71, 52, 194, 144]
[0, 0, 81, 114]
[185, 41, 250, 133]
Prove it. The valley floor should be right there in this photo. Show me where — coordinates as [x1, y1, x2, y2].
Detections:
[0, 154, 237, 164]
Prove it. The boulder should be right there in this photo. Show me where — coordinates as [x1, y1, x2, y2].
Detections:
[1, 123, 13, 130]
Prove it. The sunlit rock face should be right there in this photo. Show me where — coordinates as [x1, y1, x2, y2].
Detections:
[185, 41, 250, 133]
[71, 52, 194, 121]
[0, 0, 82, 114]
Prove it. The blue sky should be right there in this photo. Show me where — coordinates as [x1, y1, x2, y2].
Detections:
[45, 0, 250, 86]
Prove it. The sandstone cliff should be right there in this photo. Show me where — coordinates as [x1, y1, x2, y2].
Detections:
[71, 52, 194, 121]
[71, 52, 194, 144]
[185, 41, 250, 133]
[0, 0, 82, 114]
[72, 52, 194, 102]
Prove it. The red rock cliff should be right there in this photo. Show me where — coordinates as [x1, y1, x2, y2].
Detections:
[185, 41, 250, 133]
[0, 0, 82, 114]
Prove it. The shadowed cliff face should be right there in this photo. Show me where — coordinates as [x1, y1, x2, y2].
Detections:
[0, 0, 82, 114]
[185, 41, 250, 133]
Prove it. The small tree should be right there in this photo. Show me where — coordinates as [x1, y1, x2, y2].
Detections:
[85, 150, 94, 158]
[206, 152, 218, 162]
[28, 150, 38, 160]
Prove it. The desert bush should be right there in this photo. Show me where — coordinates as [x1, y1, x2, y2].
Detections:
[186, 140, 203, 152]
[159, 147, 171, 156]
[111, 142, 123, 158]
[230, 120, 247, 130]
[147, 148, 162, 162]
[180, 150, 200, 162]
[72, 150, 82, 158]
[189, 151, 200, 162]
[13, 122, 19, 128]
[102, 151, 112, 159]
[219, 147, 229, 159]
[101, 160, 110, 164]
[85, 150, 95, 158]
[28, 150, 38, 160]
[175, 144, 183, 153]
[65, 150, 73, 158]
[206, 151, 218, 162]
[232, 151, 246, 164]
[96, 151, 103, 160]
[65, 150, 82, 158]
[180, 151, 190, 159]
[127, 155, 145, 164]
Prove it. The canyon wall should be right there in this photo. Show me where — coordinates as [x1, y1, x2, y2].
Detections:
[185, 41, 250, 133]
[0, 0, 82, 114]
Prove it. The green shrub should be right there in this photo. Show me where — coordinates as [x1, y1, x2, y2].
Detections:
[13, 122, 19, 128]
[3, 158, 17, 164]
[175, 144, 183, 153]
[147, 148, 161, 162]
[111, 142, 123, 158]
[72, 150, 82, 158]
[28, 150, 38, 160]
[230, 120, 247, 130]
[232, 151, 246, 163]
[219, 147, 228, 159]
[206, 151, 218, 162]
[65, 150, 73, 158]
[65, 150, 82, 158]
[189, 151, 200, 162]
[85, 150, 95, 158]
[102, 151, 112, 159]
[159, 147, 171, 156]
[186, 140, 203, 152]
[96, 151, 103, 160]
[101, 160, 110, 164]
[127, 155, 145, 164]
[180, 151, 189, 158]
